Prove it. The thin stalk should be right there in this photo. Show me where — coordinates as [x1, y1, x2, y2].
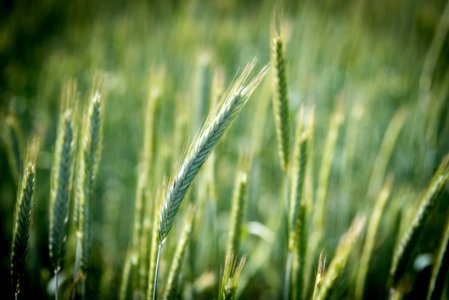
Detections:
[283, 252, 293, 300]
[55, 270, 59, 300]
[152, 243, 163, 300]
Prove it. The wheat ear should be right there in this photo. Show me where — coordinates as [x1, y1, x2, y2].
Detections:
[271, 19, 290, 172]
[158, 61, 268, 243]
[390, 154, 449, 290]
[11, 138, 39, 299]
[74, 76, 106, 298]
[226, 156, 250, 261]
[152, 62, 267, 300]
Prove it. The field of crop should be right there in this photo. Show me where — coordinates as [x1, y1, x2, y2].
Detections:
[1, 0, 449, 299]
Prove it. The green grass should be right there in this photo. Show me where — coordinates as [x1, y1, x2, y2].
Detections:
[1, 0, 449, 299]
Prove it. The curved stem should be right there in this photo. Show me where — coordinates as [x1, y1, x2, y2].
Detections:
[152, 243, 163, 300]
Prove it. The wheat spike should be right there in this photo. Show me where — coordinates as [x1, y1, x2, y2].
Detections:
[158, 61, 268, 242]
[271, 22, 290, 172]
[11, 138, 38, 298]
[390, 154, 449, 290]
[226, 157, 250, 261]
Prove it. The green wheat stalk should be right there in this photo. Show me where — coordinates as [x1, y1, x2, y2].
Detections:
[389, 154, 449, 291]
[74, 78, 105, 297]
[152, 61, 267, 300]
[271, 20, 290, 172]
[367, 109, 407, 197]
[225, 157, 250, 261]
[163, 205, 195, 300]
[218, 254, 246, 300]
[311, 252, 326, 300]
[314, 216, 365, 300]
[426, 209, 449, 300]
[157, 61, 267, 241]
[315, 100, 344, 236]
[355, 176, 393, 300]
[49, 106, 75, 300]
[289, 107, 313, 300]
[147, 189, 163, 300]
[11, 138, 38, 300]
[2, 115, 25, 183]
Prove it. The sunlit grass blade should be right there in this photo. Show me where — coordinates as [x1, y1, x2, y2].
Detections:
[355, 176, 393, 300]
[311, 252, 326, 300]
[314, 100, 344, 237]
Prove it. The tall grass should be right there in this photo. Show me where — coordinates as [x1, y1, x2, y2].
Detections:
[3, 2, 449, 299]
[10, 139, 38, 300]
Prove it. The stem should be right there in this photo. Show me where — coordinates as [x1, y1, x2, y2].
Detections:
[15, 292, 18, 300]
[81, 277, 86, 300]
[55, 269, 59, 300]
[152, 243, 163, 300]
[283, 251, 292, 300]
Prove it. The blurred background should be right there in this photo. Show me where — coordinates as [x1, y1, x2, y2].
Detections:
[1, 0, 449, 299]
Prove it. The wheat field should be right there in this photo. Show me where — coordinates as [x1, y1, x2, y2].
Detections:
[1, 0, 449, 299]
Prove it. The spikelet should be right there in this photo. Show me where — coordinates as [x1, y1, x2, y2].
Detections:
[74, 74, 106, 295]
[271, 13, 290, 172]
[158, 61, 268, 243]
[49, 81, 76, 275]
[11, 138, 39, 298]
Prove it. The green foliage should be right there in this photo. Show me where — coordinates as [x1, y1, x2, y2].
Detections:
[2, 1, 449, 299]
[10, 140, 38, 298]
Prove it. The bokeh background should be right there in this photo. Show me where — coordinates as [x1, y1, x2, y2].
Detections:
[1, 0, 449, 299]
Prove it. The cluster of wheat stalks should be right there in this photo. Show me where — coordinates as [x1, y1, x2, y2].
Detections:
[4, 11, 449, 300]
